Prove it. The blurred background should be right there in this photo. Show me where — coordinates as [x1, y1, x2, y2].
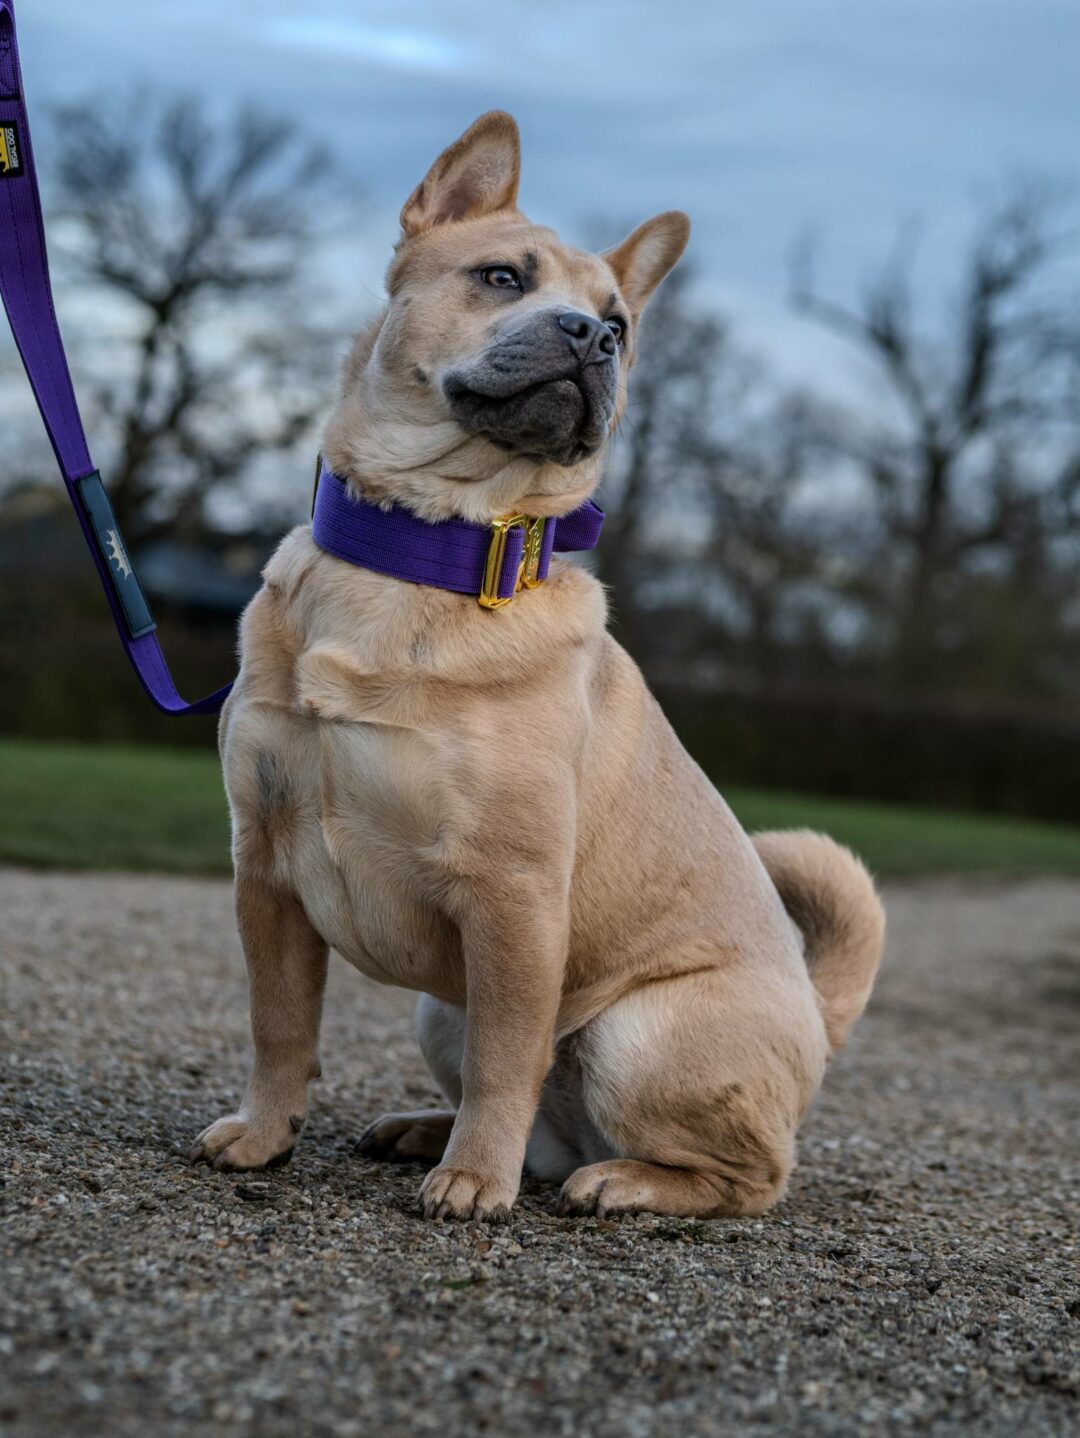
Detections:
[3, 0, 1080, 873]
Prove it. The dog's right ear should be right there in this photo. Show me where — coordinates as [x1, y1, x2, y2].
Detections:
[400, 112, 521, 237]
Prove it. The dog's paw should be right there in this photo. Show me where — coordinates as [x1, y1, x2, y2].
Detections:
[188, 1112, 302, 1172]
[357, 1109, 456, 1164]
[417, 1164, 516, 1223]
[556, 1161, 651, 1219]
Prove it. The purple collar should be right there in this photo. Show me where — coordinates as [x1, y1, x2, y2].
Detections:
[311, 464, 604, 609]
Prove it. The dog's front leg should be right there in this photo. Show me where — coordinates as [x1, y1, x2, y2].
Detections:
[418, 888, 566, 1222]
[191, 873, 328, 1171]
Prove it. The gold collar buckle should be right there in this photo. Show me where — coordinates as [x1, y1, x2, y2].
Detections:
[479, 514, 548, 609]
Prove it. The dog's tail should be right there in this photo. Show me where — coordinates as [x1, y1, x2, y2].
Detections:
[752, 829, 885, 1052]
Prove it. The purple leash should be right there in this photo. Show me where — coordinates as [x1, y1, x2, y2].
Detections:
[0, 0, 232, 714]
[0, 0, 603, 714]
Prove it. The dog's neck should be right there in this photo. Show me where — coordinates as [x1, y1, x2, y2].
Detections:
[322, 348, 605, 527]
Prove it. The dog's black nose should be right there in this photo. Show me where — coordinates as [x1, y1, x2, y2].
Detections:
[557, 310, 616, 359]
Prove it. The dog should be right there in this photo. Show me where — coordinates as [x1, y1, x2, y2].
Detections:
[191, 112, 885, 1222]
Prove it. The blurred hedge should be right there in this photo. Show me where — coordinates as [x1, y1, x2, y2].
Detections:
[655, 683, 1080, 825]
[0, 578, 226, 749]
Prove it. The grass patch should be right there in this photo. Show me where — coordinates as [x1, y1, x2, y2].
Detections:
[725, 787, 1080, 878]
[3, 736, 1080, 879]
[0, 738, 230, 875]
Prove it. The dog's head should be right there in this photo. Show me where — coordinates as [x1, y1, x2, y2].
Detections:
[324, 112, 689, 521]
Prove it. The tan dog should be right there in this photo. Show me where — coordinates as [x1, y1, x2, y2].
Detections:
[191, 112, 885, 1222]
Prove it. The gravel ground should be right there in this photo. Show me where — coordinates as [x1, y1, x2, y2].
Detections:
[1, 866, 1077, 1437]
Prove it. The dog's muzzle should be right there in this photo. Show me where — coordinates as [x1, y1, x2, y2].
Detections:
[443, 309, 619, 467]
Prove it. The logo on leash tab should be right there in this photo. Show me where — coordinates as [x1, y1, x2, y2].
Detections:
[105, 529, 133, 580]
[0, 121, 24, 179]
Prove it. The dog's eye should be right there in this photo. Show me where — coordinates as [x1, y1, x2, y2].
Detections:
[481, 266, 522, 290]
[605, 315, 627, 345]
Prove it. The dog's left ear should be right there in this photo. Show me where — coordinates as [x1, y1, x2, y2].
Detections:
[604, 212, 691, 315]
[400, 112, 521, 237]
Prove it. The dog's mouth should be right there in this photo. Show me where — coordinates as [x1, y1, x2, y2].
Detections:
[445, 372, 602, 465]
[444, 343, 616, 468]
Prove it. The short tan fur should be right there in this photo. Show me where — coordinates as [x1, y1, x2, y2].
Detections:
[191, 113, 885, 1223]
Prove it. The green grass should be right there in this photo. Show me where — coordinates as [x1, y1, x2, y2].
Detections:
[3, 736, 1080, 878]
[726, 787, 1080, 878]
[0, 738, 230, 875]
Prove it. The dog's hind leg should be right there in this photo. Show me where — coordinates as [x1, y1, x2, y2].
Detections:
[356, 995, 461, 1164]
[555, 966, 826, 1220]
[190, 872, 328, 1171]
[414, 991, 466, 1107]
[361, 996, 604, 1179]
[356, 1108, 456, 1163]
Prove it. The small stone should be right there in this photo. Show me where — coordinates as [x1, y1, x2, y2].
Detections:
[235, 1181, 273, 1202]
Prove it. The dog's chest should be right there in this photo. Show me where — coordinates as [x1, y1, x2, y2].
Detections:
[281, 717, 467, 996]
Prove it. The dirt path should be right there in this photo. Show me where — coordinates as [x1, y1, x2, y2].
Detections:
[1, 868, 1077, 1436]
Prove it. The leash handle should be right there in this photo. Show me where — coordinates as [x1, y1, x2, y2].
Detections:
[0, 0, 232, 715]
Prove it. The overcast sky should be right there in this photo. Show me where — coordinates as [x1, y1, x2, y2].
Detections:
[12, 0, 1080, 395]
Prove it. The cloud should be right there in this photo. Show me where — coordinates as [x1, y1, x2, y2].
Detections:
[262, 18, 466, 73]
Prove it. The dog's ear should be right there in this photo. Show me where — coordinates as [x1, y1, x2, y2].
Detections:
[400, 112, 521, 236]
[604, 212, 691, 315]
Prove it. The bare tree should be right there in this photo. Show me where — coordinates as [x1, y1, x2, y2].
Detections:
[600, 265, 760, 658]
[47, 93, 345, 540]
[694, 393, 846, 684]
[793, 182, 1080, 693]
[600, 267, 841, 685]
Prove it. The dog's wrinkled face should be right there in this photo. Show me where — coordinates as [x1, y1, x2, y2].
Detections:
[394, 212, 635, 467]
[440, 242, 624, 467]
[324, 112, 689, 519]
